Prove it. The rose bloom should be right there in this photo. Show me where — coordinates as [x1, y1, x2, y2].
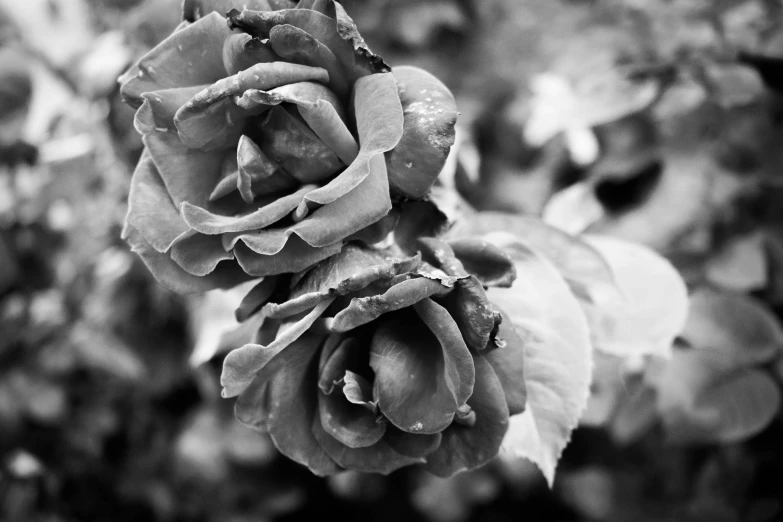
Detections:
[222, 237, 526, 476]
[120, 0, 457, 294]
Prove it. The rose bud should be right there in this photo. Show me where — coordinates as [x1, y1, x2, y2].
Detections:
[221, 238, 526, 476]
[120, 0, 457, 294]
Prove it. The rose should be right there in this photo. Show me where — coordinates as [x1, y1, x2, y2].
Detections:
[221, 237, 526, 476]
[120, 0, 457, 294]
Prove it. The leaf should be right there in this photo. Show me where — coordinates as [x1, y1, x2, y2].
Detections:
[542, 182, 605, 236]
[705, 232, 768, 292]
[654, 346, 781, 444]
[582, 235, 688, 359]
[681, 288, 783, 366]
[487, 240, 592, 486]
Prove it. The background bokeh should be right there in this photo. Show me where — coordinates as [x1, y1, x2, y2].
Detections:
[1, 1, 783, 521]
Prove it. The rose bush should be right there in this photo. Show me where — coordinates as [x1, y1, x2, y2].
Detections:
[120, 0, 457, 294]
[221, 238, 527, 476]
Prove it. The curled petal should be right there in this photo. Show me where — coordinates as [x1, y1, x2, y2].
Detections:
[135, 86, 205, 134]
[317, 339, 385, 448]
[237, 135, 296, 200]
[170, 233, 234, 276]
[424, 356, 510, 477]
[123, 225, 250, 294]
[221, 297, 335, 397]
[234, 236, 343, 277]
[449, 239, 516, 288]
[177, 62, 328, 119]
[174, 97, 248, 151]
[485, 308, 527, 415]
[370, 304, 473, 434]
[222, 33, 278, 76]
[386, 66, 458, 199]
[182, 0, 281, 23]
[440, 276, 497, 353]
[120, 13, 230, 108]
[126, 152, 190, 253]
[417, 237, 468, 277]
[228, 152, 391, 253]
[330, 276, 451, 332]
[269, 23, 349, 96]
[235, 277, 278, 322]
[181, 184, 314, 235]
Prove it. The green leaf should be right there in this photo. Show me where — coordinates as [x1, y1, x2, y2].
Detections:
[705, 232, 768, 292]
[486, 239, 592, 486]
[582, 235, 688, 359]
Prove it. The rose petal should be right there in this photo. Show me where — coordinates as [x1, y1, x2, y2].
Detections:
[228, 152, 391, 253]
[343, 371, 374, 407]
[174, 97, 248, 151]
[330, 276, 451, 332]
[448, 239, 516, 288]
[209, 154, 241, 201]
[317, 338, 386, 448]
[120, 13, 231, 108]
[143, 130, 225, 208]
[181, 184, 314, 235]
[440, 276, 497, 353]
[258, 105, 343, 183]
[370, 304, 473, 434]
[311, 416, 422, 475]
[384, 428, 442, 458]
[385, 66, 458, 199]
[182, 0, 279, 23]
[393, 200, 451, 256]
[233, 236, 342, 278]
[170, 233, 234, 276]
[234, 368, 272, 432]
[123, 225, 250, 294]
[221, 297, 334, 397]
[347, 210, 399, 245]
[424, 356, 510, 477]
[236, 134, 297, 200]
[269, 23, 349, 97]
[301, 72, 402, 207]
[126, 152, 190, 253]
[222, 33, 278, 75]
[263, 334, 342, 475]
[417, 237, 468, 277]
[484, 308, 527, 415]
[235, 277, 278, 322]
[134, 86, 205, 134]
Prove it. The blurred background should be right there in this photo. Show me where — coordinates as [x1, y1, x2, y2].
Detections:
[1, 0, 783, 521]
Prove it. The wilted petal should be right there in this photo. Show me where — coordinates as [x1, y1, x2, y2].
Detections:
[222, 297, 334, 397]
[182, 0, 280, 23]
[424, 356, 510, 477]
[440, 276, 497, 353]
[235, 277, 278, 322]
[120, 13, 231, 108]
[170, 233, 234, 276]
[386, 66, 458, 199]
[126, 153, 190, 253]
[449, 239, 516, 288]
[234, 236, 342, 277]
[330, 276, 451, 332]
[123, 225, 250, 294]
[484, 308, 527, 415]
[311, 416, 422, 474]
[263, 335, 342, 475]
[370, 304, 473, 434]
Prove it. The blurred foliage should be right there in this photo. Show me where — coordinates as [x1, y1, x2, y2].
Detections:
[0, 0, 782, 521]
